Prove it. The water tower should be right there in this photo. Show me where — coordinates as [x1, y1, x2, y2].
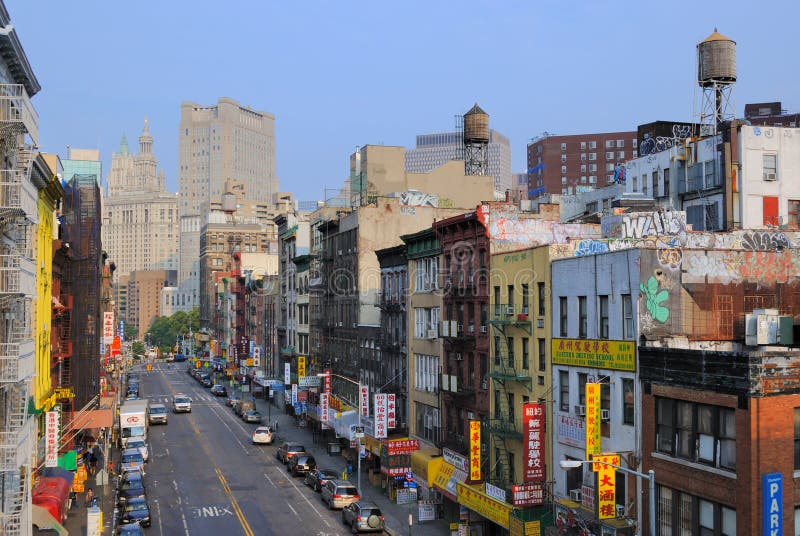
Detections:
[463, 103, 489, 176]
[697, 28, 736, 133]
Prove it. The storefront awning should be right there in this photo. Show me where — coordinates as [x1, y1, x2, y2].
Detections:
[32, 504, 69, 535]
[555, 498, 633, 532]
[457, 481, 514, 530]
[429, 458, 468, 501]
[410, 448, 441, 486]
[65, 409, 114, 432]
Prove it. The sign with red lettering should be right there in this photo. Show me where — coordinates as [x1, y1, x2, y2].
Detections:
[387, 439, 420, 456]
[103, 311, 114, 344]
[360, 385, 369, 418]
[593, 453, 620, 519]
[469, 420, 481, 481]
[511, 482, 544, 507]
[522, 403, 545, 482]
[45, 410, 60, 468]
[320, 393, 330, 423]
[374, 394, 388, 439]
[324, 369, 332, 394]
[387, 393, 396, 429]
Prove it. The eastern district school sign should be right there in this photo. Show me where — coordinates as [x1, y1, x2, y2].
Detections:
[552, 338, 635, 372]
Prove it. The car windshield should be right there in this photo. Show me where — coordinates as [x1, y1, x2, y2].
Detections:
[123, 427, 145, 438]
[175, 397, 190, 404]
[120, 480, 143, 490]
[125, 501, 148, 512]
[339, 486, 358, 495]
[290, 446, 305, 452]
[122, 452, 144, 463]
[127, 440, 145, 448]
[320, 470, 338, 478]
[151, 407, 166, 414]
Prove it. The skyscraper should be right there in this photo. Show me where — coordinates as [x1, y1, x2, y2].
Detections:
[177, 98, 277, 308]
[102, 119, 179, 277]
[405, 129, 512, 195]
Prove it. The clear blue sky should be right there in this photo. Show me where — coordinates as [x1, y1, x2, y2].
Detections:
[10, 1, 799, 199]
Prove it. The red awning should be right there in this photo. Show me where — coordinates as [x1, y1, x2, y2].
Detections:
[65, 409, 114, 432]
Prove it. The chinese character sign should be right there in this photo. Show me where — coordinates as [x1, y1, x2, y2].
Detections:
[284, 363, 291, 385]
[253, 346, 261, 367]
[374, 394, 388, 439]
[291, 384, 298, 404]
[585, 383, 601, 458]
[320, 393, 329, 422]
[324, 369, 332, 394]
[45, 410, 60, 468]
[592, 453, 619, 519]
[522, 403, 545, 482]
[469, 420, 481, 481]
[103, 311, 114, 344]
[387, 394, 396, 429]
[360, 385, 369, 418]
[297, 355, 306, 378]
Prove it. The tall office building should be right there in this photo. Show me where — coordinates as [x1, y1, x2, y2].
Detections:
[62, 148, 101, 185]
[102, 119, 179, 277]
[405, 129, 512, 194]
[177, 98, 277, 309]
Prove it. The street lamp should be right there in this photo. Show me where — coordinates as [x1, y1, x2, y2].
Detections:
[558, 459, 655, 536]
[317, 372, 363, 495]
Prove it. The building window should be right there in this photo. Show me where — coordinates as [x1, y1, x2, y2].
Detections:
[655, 398, 736, 471]
[521, 338, 529, 369]
[559, 297, 568, 336]
[538, 339, 545, 371]
[538, 283, 546, 316]
[605, 140, 614, 149]
[658, 486, 735, 536]
[507, 337, 515, 367]
[794, 408, 800, 470]
[415, 257, 438, 291]
[559, 371, 569, 411]
[415, 402, 441, 444]
[494, 336, 501, 366]
[561, 142, 567, 151]
[414, 354, 439, 392]
[589, 153, 596, 161]
[763, 153, 777, 181]
[616, 139, 624, 148]
[521, 284, 529, 313]
[789, 199, 800, 228]
[598, 295, 609, 339]
[663, 168, 670, 196]
[578, 296, 587, 338]
[605, 151, 615, 160]
[622, 379, 634, 425]
[414, 307, 439, 338]
[622, 294, 633, 339]
[580, 142, 586, 150]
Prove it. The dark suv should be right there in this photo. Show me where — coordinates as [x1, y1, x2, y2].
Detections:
[341, 502, 385, 533]
[276, 442, 306, 464]
[287, 455, 316, 477]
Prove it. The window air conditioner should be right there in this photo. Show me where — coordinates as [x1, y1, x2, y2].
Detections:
[479, 325, 488, 333]
[521, 307, 529, 314]
[569, 489, 582, 502]
[601, 409, 610, 421]
[466, 411, 475, 420]
[616, 505, 626, 517]
[455, 352, 463, 361]
[575, 405, 586, 416]
[765, 172, 777, 181]
[427, 329, 437, 339]
[468, 325, 475, 333]
[481, 380, 488, 390]
[505, 306, 515, 315]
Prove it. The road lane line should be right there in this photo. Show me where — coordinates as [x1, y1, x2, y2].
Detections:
[216, 468, 255, 536]
[280, 472, 333, 527]
[287, 503, 299, 517]
[154, 499, 164, 536]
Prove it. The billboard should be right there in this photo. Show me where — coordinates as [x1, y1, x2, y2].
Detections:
[522, 403, 545, 482]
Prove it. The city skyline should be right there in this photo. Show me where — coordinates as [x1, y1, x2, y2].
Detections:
[11, 1, 800, 199]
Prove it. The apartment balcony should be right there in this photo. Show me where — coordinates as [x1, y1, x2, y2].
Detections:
[489, 362, 532, 387]
[0, 418, 34, 471]
[280, 346, 296, 357]
[442, 383, 476, 400]
[490, 304, 532, 333]
[0, 340, 34, 383]
[0, 84, 39, 145]
[0, 254, 35, 297]
[0, 169, 37, 221]
[484, 418, 522, 441]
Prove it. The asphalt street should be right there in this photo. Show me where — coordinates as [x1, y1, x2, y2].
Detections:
[137, 363, 366, 536]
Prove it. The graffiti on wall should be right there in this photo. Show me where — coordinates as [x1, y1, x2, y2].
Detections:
[399, 190, 438, 207]
[602, 211, 686, 241]
[741, 231, 791, 251]
[638, 124, 693, 156]
[640, 276, 670, 323]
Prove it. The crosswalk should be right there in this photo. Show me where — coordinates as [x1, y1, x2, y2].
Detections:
[146, 394, 220, 404]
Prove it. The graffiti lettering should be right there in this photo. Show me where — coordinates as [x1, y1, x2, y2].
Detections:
[620, 212, 686, 239]
[399, 190, 438, 207]
[656, 248, 683, 270]
[741, 231, 790, 251]
[572, 239, 610, 257]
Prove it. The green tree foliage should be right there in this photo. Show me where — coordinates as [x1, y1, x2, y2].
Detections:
[123, 324, 138, 340]
[131, 341, 146, 357]
[146, 308, 199, 349]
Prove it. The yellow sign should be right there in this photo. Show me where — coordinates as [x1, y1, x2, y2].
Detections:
[593, 453, 620, 519]
[509, 515, 541, 536]
[54, 387, 75, 399]
[469, 420, 481, 481]
[297, 355, 306, 378]
[457, 482, 513, 529]
[551, 338, 635, 371]
[585, 383, 601, 458]
[246, 358, 253, 367]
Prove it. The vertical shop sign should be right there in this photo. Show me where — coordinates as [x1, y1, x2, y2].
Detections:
[585, 383, 601, 458]
[469, 420, 481, 481]
[522, 403, 545, 482]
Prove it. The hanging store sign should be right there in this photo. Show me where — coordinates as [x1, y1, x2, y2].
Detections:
[387, 393, 396, 428]
[45, 410, 60, 468]
[253, 346, 261, 367]
[297, 355, 306, 378]
[585, 383, 601, 458]
[360, 385, 369, 418]
[386, 439, 420, 456]
[320, 393, 329, 423]
[291, 384, 298, 404]
[522, 403, 545, 482]
[557, 414, 585, 448]
[457, 482, 512, 530]
[762, 472, 783, 536]
[299, 376, 321, 388]
[551, 338, 635, 372]
[469, 420, 481, 481]
[374, 394, 388, 439]
[485, 482, 506, 503]
[593, 453, 620, 519]
[284, 363, 291, 385]
[103, 312, 114, 344]
[511, 482, 544, 507]
[443, 448, 469, 472]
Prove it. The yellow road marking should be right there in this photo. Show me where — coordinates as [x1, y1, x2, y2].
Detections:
[216, 468, 255, 536]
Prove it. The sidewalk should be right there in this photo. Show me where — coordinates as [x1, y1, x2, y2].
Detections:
[250, 393, 451, 536]
[58, 447, 118, 536]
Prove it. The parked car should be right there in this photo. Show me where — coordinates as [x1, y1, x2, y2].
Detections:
[210, 384, 227, 397]
[120, 449, 146, 475]
[304, 468, 339, 492]
[242, 410, 262, 424]
[172, 394, 192, 413]
[230, 399, 242, 413]
[148, 404, 168, 425]
[117, 472, 146, 505]
[276, 442, 306, 464]
[234, 400, 254, 417]
[126, 437, 149, 462]
[125, 393, 140, 401]
[199, 374, 212, 388]
[116, 522, 145, 535]
[287, 454, 316, 477]
[226, 396, 239, 407]
[342, 502, 385, 533]
[321, 480, 359, 510]
[120, 497, 151, 527]
[252, 426, 275, 445]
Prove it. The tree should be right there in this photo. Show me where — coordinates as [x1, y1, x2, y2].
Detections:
[123, 324, 138, 341]
[131, 341, 145, 357]
[146, 308, 200, 349]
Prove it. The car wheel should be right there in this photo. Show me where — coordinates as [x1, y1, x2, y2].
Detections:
[327, 498, 333, 510]
[316, 482, 321, 492]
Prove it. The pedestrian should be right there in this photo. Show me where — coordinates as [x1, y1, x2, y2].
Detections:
[108, 458, 114, 477]
[89, 452, 98, 476]
[84, 487, 95, 507]
[274, 419, 279, 432]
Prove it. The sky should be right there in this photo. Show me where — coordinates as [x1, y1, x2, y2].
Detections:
[9, 0, 800, 200]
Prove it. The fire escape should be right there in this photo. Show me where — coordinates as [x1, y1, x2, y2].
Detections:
[52, 294, 73, 398]
[486, 302, 532, 489]
[0, 83, 38, 536]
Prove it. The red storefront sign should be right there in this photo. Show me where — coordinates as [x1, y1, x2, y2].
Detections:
[324, 368, 332, 394]
[386, 439, 420, 456]
[511, 482, 544, 507]
[387, 393, 396, 429]
[522, 403, 545, 482]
